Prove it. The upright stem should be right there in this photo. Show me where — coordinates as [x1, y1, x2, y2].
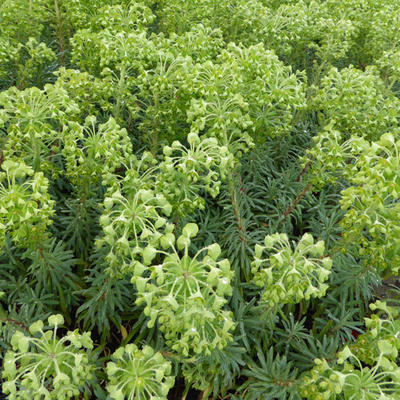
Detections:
[282, 183, 312, 219]
[114, 64, 126, 123]
[296, 156, 313, 182]
[181, 383, 191, 400]
[387, 75, 398, 92]
[199, 385, 212, 400]
[54, 0, 65, 66]
[151, 91, 160, 156]
[227, 170, 250, 285]
[228, 171, 247, 246]
[33, 135, 41, 172]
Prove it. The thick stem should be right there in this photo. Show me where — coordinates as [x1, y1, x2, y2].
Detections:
[199, 386, 212, 400]
[181, 383, 191, 400]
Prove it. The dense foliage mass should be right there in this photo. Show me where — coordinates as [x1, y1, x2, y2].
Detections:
[1, 0, 400, 399]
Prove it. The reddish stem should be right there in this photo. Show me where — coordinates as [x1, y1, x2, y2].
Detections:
[5, 318, 29, 331]
[283, 183, 312, 219]
[296, 156, 313, 182]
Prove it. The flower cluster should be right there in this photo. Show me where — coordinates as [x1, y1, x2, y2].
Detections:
[134, 223, 235, 357]
[0, 160, 55, 248]
[2, 315, 95, 400]
[252, 233, 332, 307]
[106, 344, 174, 400]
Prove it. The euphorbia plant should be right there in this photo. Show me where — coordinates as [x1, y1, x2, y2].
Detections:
[97, 133, 234, 275]
[2, 314, 95, 400]
[0, 160, 54, 249]
[133, 223, 235, 357]
[62, 115, 133, 188]
[160, 132, 235, 214]
[2, 0, 400, 399]
[96, 152, 173, 277]
[106, 344, 174, 400]
[251, 233, 332, 307]
[301, 301, 400, 400]
[339, 132, 400, 276]
[312, 66, 400, 142]
[0, 84, 79, 174]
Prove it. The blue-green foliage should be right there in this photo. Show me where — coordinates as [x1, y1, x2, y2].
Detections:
[1, 0, 400, 399]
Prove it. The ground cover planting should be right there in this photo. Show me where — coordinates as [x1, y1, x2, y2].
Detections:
[1, 0, 400, 399]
